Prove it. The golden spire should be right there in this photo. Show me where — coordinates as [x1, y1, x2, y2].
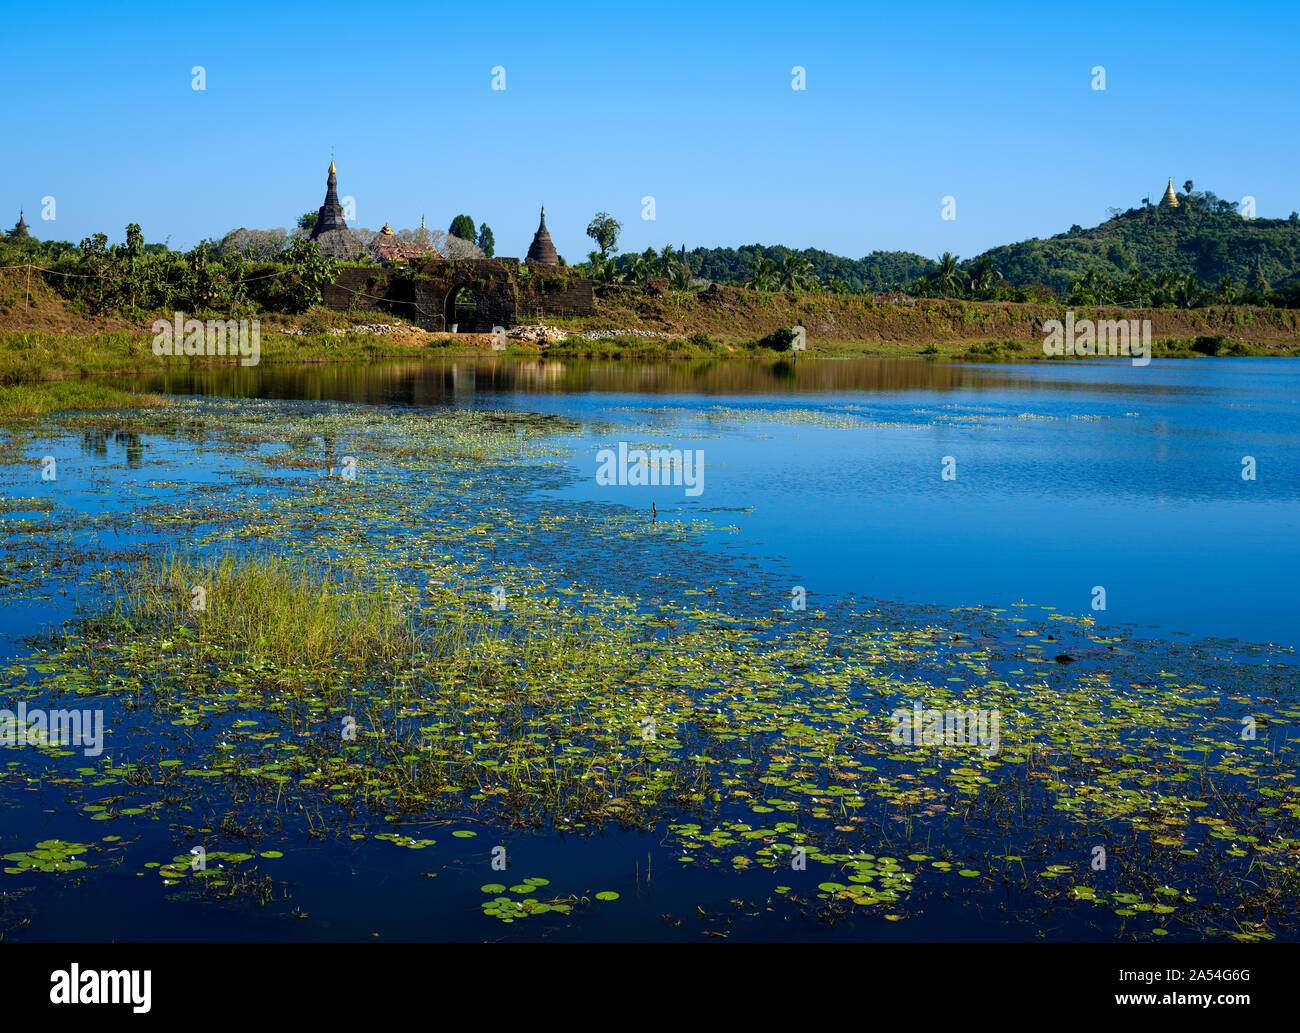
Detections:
[1161, 177, 1179, 208]
[328, 159, 337, 174]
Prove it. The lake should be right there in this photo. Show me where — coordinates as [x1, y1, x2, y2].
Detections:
[1, 356, 1296, 941]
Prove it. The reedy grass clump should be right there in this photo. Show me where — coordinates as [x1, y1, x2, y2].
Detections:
[103, 552, 426, 673]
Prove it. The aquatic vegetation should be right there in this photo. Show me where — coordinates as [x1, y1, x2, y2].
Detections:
[0, 393, 1296, 942]
[4, 840, 94, 874]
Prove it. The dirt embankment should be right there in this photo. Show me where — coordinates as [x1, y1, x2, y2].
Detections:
[580, 284, 1300, 350]
[3, 268, 1297, 352]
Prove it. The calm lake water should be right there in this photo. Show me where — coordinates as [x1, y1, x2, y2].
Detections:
[125, 357, 1300, 649]
[2, 356, 1296, 942]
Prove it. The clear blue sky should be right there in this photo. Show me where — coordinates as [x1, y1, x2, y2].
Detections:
[3, 0, 1297, 261]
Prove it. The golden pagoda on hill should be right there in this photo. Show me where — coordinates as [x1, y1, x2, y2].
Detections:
[1160, 177, 1179, 208]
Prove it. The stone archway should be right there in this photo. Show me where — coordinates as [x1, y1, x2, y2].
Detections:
[446, 286, 477, 332]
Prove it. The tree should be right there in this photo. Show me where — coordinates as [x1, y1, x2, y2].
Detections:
[476, 224, 495, 258]
[931, 252, 964, 297]
[297, 211, 319, 231]
[279, 237, 340, 312]
[780, 253, 815, 291]
[585, 212, 622, 259]
[449, 214, 476, 242]
[657, 243, 678, 278]
[745, 256, 778, 291]
[622, 254, 649, 284]
[971, 255, 998, 296]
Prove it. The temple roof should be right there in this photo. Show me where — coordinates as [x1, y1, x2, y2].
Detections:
[12, 210, 29, 238]
[526, 206, 559, 265]
[1161, 177, 1179, 208]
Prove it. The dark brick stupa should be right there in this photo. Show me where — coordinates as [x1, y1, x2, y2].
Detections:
[309, 160, 361, 259]
[525, 206, 559, 265]
[10, 210, 30, 238]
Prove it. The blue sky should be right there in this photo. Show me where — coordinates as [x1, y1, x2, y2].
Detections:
[3, 0, 1297, 261]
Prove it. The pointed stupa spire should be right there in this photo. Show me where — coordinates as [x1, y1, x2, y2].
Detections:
[1161, 177, 1179, 208]
[311, 157, 349, 237]
[308, 157, 360, 259]
[526, 205, 558, 265]
[12, 210, 30, 238]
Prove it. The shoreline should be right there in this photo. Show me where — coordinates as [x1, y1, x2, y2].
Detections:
[1, 325, 1298, 417]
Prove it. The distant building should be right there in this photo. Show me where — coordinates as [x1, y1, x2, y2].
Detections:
[368, 219, 430, 264]
[9, 210, 30, 238]
[1160, 177, 1179, 208]
[525, 206, 559, 265]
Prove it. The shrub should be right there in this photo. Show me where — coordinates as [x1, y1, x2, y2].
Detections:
[1192, 334, 1228, 355]
[757, 326, 799, 351]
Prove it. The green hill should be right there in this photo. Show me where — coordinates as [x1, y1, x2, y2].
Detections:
[982, 198, 1300, 297]
[680, 187, 1300, 302]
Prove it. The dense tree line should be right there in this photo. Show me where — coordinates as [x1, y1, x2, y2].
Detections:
[570, 185, 1300, 307]
[1, 225, 341, 316]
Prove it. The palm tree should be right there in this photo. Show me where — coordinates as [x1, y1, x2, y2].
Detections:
[620, 255, 649, 285]
[1217, 274, 1239, 305]
[780, 254, 815, 291]
[746, 256, 778, 291]
[1175, 272, 1203, 309]
[970, 255, 999, 297]
[657, 243, 678, 278]
[1150, 270, 1178, 308]
[1117, 269, 1150, 307]
[931, 252, 963, 297]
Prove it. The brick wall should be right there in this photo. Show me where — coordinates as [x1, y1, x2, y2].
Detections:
[322, 258, 592, 329]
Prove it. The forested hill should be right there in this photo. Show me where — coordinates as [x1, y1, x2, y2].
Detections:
[981, 201, 1300, 297]
[685, 245, 937, 294]
[685, 190, 1300, 297]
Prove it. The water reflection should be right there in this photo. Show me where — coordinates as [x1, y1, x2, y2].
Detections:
[120, 356, 1270, 405]
[81, 429, 145, 467]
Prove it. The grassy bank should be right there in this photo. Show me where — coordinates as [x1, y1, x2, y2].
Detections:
[1, 314, 1297, 418]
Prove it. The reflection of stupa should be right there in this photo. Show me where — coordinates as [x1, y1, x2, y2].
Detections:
[1160, 177, 1179, 208]
[309, 159, 361, 258]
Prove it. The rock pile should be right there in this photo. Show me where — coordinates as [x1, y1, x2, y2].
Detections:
[283, 323, 418, 336]
[580, 328, 675, 340]
[508, 325, 569, 343]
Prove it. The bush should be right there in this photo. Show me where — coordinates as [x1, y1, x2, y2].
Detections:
[688, 331, 720, 351]
[757, 326, 799, 352]
[1191, 334, 1228, 355]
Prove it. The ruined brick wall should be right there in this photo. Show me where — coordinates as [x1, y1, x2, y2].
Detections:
[323, 260, 517, 331]
[517, 261, 595, 320]
[408, 259, 517, 332]
[321, 267, 406, 310]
